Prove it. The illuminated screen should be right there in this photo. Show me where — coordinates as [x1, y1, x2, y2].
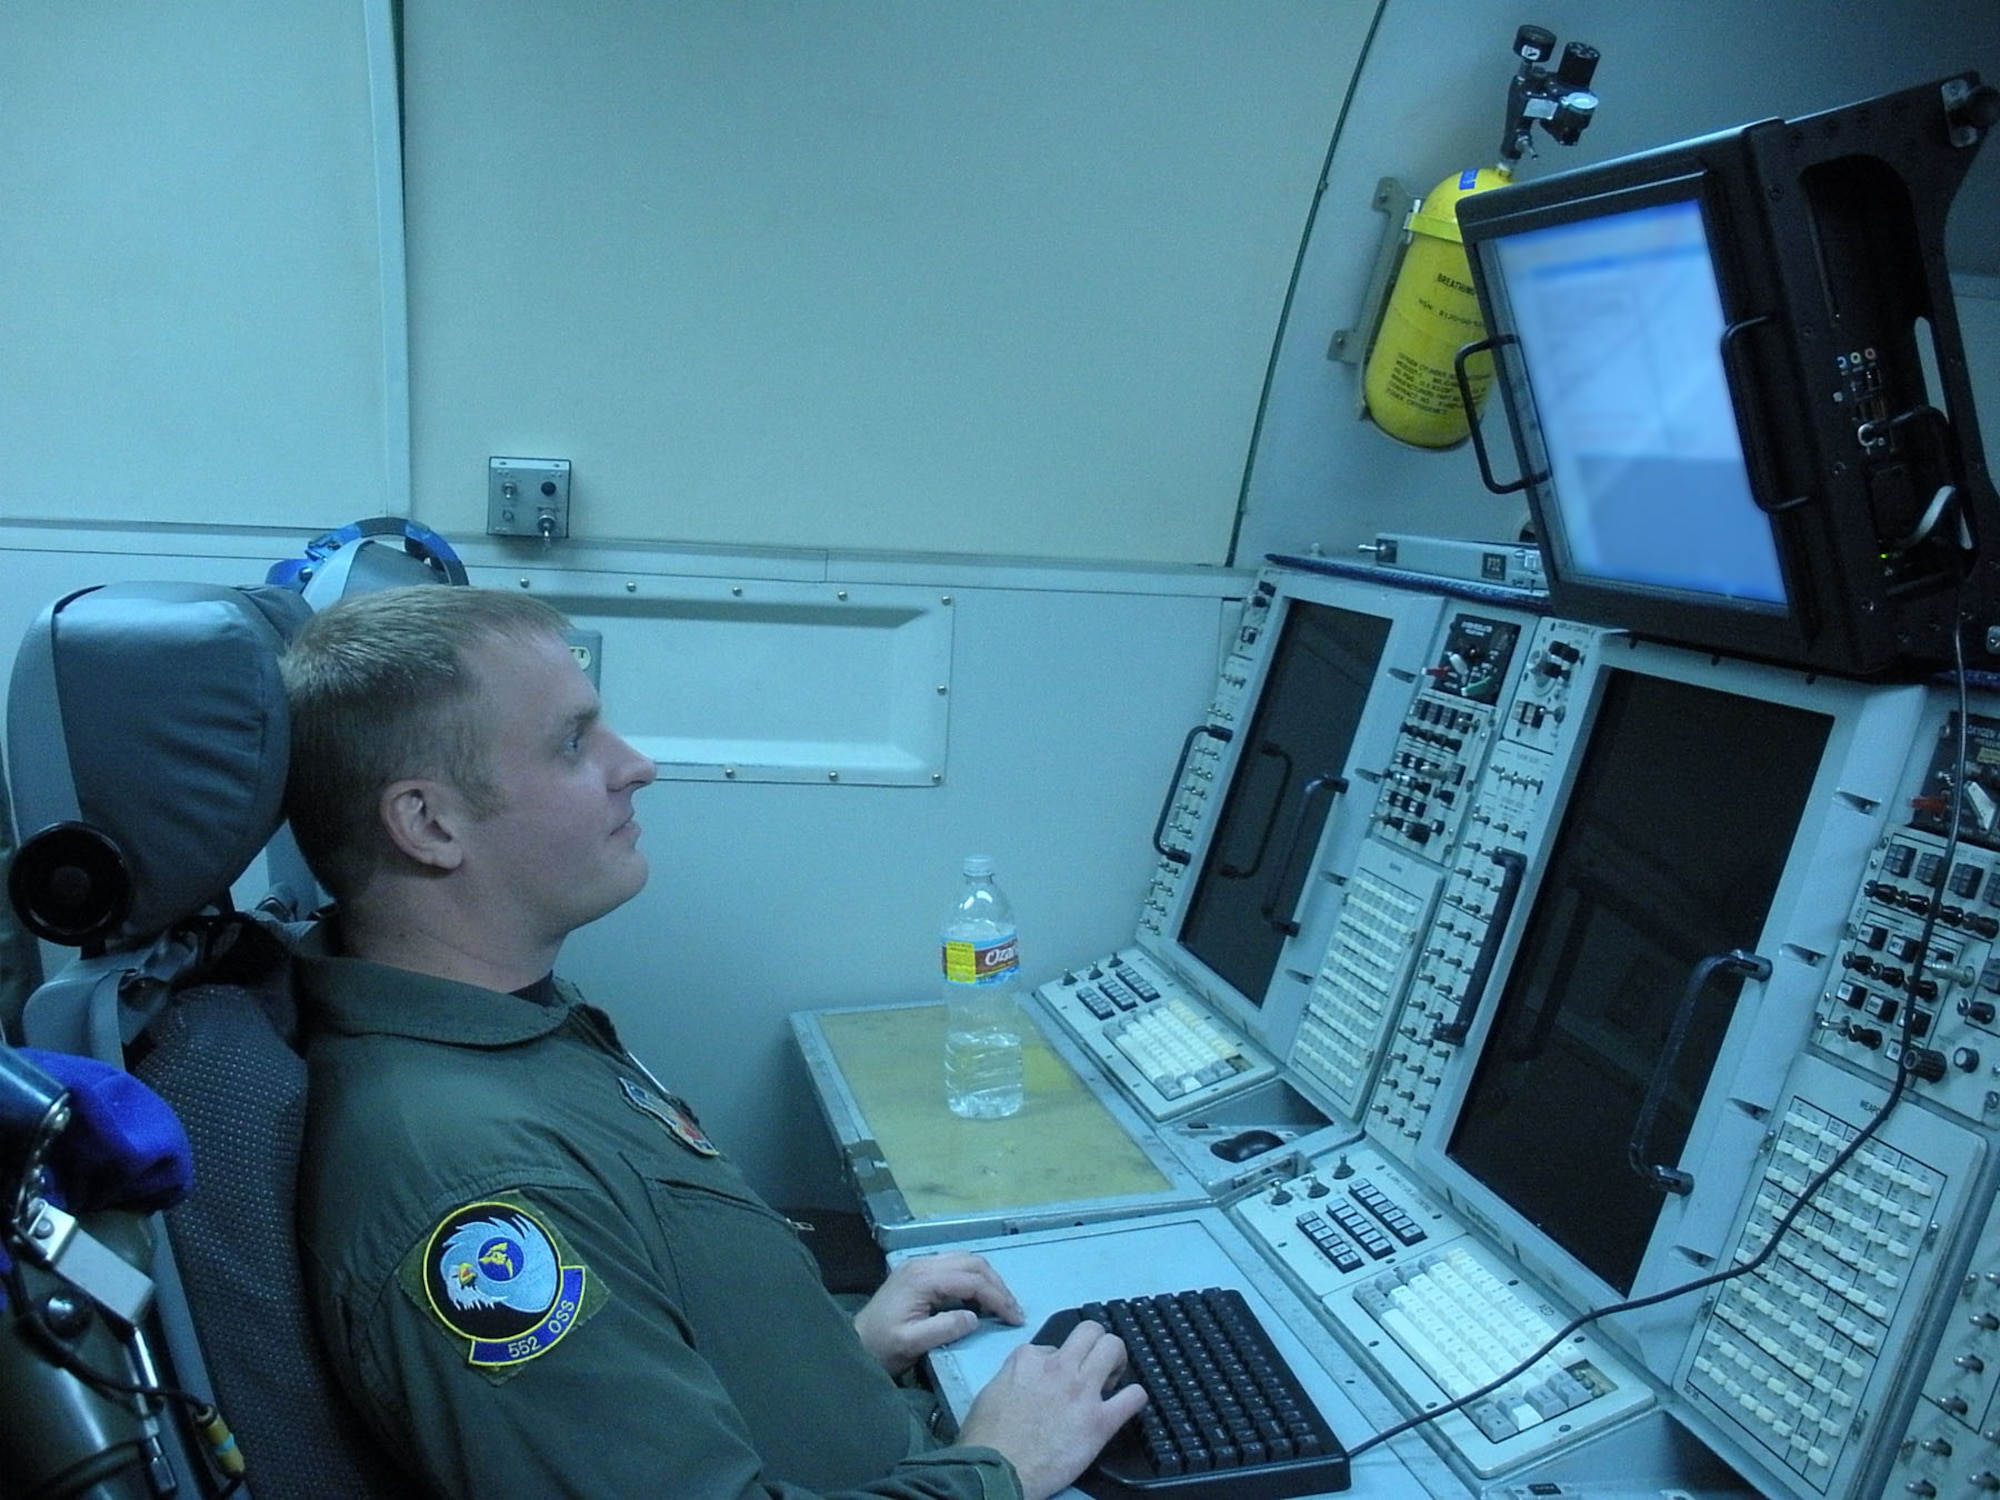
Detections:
[1446, 668, 1828, 1294]
[1493, 197, 1787, 609]
[1176, 601, 1391, 1009]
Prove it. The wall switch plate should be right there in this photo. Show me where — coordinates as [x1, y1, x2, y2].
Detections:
[488, 457, 572, 539]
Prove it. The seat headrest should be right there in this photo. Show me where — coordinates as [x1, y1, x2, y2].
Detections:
[6, 582, 312, 949]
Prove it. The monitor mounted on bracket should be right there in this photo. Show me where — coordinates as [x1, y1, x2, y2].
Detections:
[1457, 72, 2000, 677]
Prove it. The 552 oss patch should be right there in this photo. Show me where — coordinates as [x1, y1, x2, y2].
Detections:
[398, 1195, 606, 1381]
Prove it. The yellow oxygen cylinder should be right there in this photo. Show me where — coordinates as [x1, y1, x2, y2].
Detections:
[1363, 165, 1512, 448]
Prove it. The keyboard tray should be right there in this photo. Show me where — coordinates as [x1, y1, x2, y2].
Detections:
[1035, 1287, 1352, 1499]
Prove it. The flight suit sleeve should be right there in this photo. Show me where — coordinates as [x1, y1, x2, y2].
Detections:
[325, 1173, 1023, 1500]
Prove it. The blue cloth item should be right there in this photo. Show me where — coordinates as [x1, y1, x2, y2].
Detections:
[1, 1050, 193, 1289]
[26, 1048, 194, 1212]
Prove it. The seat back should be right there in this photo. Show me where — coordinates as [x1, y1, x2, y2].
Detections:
[132, 956, 413, 1498]
[7, 580, 408, 1498]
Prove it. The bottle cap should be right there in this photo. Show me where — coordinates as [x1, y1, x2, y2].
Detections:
[962, 854, 995, 877]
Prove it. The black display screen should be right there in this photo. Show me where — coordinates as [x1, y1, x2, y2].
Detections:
[1177, 601, 1392, 1010]
[1446, 668, 1830, 1294]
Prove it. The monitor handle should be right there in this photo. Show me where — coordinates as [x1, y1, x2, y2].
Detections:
[1259, 773, 1348, 937]
[1456, 336, 1547, 497]
[1720, 315, 1812, 515]
[1151, 723, 1233, 867]
[1627, 947, 1773, 1196]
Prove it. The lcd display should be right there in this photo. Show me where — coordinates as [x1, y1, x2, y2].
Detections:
[1493, 197, 1787, 609]
[1176, 601, 1391, 1009]
[1445, 668, 1829, 1294]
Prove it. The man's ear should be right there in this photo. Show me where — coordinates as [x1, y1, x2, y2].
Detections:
[378, 778, 465, 871]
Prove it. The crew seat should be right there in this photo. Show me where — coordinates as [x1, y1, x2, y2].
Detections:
[8, 580, 411, 1498]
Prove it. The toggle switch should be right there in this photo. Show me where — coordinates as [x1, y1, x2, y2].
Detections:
[488, 457, 572, 540]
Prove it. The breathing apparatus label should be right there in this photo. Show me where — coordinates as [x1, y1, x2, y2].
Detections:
[943, 934, 1019, 985]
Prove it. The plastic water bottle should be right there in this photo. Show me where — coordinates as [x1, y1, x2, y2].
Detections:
[942, 855, 1024, 1119]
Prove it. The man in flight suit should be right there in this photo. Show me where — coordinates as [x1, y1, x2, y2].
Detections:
[282, 585, 1144, 1499]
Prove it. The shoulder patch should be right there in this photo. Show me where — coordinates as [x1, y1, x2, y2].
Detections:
[398, 1195, 605, 1381]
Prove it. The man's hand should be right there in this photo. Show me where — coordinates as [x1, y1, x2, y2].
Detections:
[852, 1251, 1025, 1378]
[955, 1319, 1148, 1500]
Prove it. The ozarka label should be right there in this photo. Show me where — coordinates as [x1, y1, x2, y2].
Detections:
[942, 932, 1018, 985]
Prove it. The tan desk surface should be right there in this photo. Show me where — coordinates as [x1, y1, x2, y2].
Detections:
[815, 1004, 1171, 1220]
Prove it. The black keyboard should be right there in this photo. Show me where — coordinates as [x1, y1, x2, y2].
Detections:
[1034, 1287, 1351, 1499]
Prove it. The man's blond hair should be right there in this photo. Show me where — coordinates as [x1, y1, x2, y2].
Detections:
[281, 586, 572, 901]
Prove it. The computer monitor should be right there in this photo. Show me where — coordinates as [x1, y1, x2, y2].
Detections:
[1459, 72, 2000, 677]
[1483, 193, 1786, 611]
[1412, 636, 1927, 1324]
[1141, 569, 1447, 1055]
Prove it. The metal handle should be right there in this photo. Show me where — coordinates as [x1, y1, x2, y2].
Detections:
[1151, 724, 1233, 866]
[1457, 336, 1544, 496]
[1432, 847, 1527, 1045]
[1260, 774, 1348, 936]
[1720, 315, 1810, 515]
[1627, 948, 1772, 1195]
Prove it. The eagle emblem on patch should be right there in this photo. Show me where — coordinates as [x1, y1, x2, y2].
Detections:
[621, 1076, 720, 1156]
[405, 1198, 600, 1377]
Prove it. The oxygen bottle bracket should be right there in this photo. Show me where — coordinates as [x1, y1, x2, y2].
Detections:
[1329, 24, 1602, 450]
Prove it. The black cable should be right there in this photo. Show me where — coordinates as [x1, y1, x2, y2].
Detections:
[1348, 616, 1973, 1463]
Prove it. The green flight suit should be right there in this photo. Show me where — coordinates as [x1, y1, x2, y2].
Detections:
[294, 929, 1020, 1499]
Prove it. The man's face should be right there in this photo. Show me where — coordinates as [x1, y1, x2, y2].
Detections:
[453, 630, 657, 945]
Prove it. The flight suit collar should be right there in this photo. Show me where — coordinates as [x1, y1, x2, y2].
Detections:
[295, 920, 578, 1048]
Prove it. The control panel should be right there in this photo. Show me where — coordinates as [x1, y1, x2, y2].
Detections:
[1813, 713, 2000, 1129]
[1286, 615, 1600, 1144]
[1369, 613, 1523, 858]
[1038, 947, 1279, 1120]
[1885, 1172, 2000, 1498]
[1675, 1053, 1986, 1499]
[1289, 840, 1442, 1119]
[1230, 1141, 1656, 1482]
[1014, 562, 2000, 1499]
[1059, 566, 1457, 1124]
[1138, 574, 1280, 941]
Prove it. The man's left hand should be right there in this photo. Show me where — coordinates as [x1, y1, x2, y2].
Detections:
[852, 1250, 1026, 1377]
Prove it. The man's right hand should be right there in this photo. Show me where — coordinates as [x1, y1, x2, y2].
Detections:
[953, 1319, 1148, 1500]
